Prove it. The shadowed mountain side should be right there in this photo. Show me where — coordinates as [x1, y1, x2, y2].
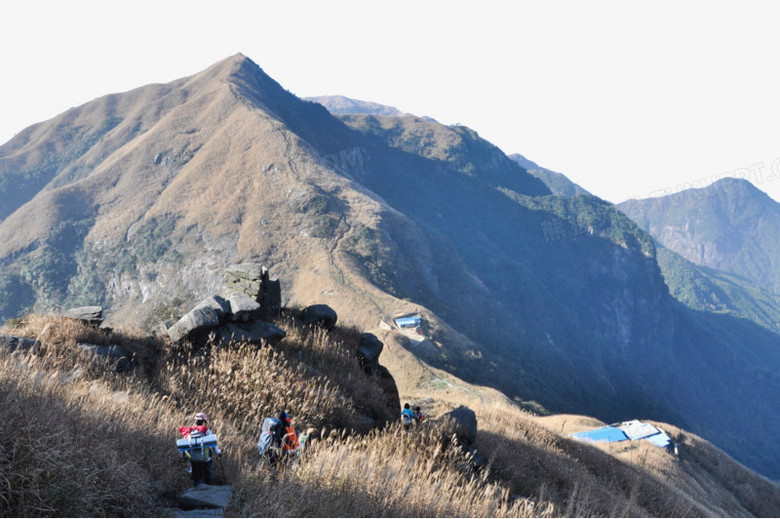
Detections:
[666, 301, 780, 478]
[656, 246, 780, 335]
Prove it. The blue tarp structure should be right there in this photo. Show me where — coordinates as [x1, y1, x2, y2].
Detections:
[571, 420, 674, 450]
[571, 426, 629, 443]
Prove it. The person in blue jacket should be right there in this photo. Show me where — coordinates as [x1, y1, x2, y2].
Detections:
[401, 403, 415, 430]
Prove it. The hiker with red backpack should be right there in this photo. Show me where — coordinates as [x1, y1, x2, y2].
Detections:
[258, 410, 305, 466]
[178, 412, 222, 486]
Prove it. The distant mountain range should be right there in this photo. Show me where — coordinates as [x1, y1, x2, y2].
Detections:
[1, 55, 778, 479]
[619, 178, 780, 296]
[306, 95, 438, 122]
[618, 178, 780, 333]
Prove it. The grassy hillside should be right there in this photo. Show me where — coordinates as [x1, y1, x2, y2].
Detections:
[1, 315, 777, 517]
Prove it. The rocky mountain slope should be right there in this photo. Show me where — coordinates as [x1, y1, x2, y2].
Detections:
[1, 55, 779, 479]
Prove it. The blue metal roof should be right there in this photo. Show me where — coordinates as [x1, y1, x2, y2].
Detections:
[571, 426, 628, 443]
[643, 431, 672, 449]
[571, 420, 673, 450]
[395, 316, 421, 327]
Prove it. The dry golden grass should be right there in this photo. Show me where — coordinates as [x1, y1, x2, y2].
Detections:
[1, 315, 777, 517]
[231, 422, 554, 518]
[0, 315, 551, 517]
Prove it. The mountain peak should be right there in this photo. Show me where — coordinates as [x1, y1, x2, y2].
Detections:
[192, 53, 275, 90]
[710, 176, 767, 197]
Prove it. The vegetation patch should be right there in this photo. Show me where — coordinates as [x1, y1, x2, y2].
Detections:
[348, 223, 398, 296]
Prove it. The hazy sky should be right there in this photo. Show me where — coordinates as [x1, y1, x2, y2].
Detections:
[2, 1, 780, 203]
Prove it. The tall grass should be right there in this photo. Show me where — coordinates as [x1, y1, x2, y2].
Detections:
[231, 423, 553, 517]
[0, 315, 555, 517]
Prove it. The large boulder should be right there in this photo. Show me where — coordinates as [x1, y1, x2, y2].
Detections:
[214, 321, 286, 346]
[300, 304, 338, 330]
[77, 343, 133, 372]
[439, 406, 478, 448]
[224, 264, 267, 301]
[197, 295, 231, 321]
[224, 264, 282, 320]
[62, 306, 103, 326]
[225, 263, 267, 283]
[178, 484, 233, 510]
[167, 296, 231, 342]
[226, 294, 262, 322]
[167, 306, 221, 342]
[359, 333, 383, 373]
[375, 365, 401, 418]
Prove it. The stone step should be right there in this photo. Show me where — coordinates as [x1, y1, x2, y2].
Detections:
[165, 507, 224, 518]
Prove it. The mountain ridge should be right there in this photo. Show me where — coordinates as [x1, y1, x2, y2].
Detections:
[508, 153, 590, 197]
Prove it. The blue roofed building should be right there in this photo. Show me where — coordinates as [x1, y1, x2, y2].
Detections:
[394, 315, 422, 330]
[571, 420, 676, 452]
[571, 426, 629, 443]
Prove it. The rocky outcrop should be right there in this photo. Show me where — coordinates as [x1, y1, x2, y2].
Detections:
[300, 304, 338, 330]
[167, 267, 286, 347]
[213, 321, 286, 347]
[167, 303, 224, 343]
[440, 406, 478, 447]
[62, 306, 104, 326]
[226, 294, 261, 322]
[358, 332, 383, 373]
[223, 264, 281, 320]
[376, 365, 401, 417]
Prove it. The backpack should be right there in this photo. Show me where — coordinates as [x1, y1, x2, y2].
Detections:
[259, 417, 283, 455]
[401, 409, 414, 426]
[182, 427, 211, 462]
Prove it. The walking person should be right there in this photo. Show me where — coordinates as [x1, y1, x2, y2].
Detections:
[401, 403, 415, 430]
[179, 412, 222, 486]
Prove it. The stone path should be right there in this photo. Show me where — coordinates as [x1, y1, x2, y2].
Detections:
[164, 484, 233, 518]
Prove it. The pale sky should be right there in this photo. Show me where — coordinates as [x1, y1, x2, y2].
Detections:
[2, 1, 780, 204]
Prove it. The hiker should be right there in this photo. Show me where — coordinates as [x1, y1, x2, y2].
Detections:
[278, 410, 302, 456]
[401, 403, 415, 430]
[414, 406, 427, 424]
[179, 412, 221, 485]
[258, 410, 303, 466]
